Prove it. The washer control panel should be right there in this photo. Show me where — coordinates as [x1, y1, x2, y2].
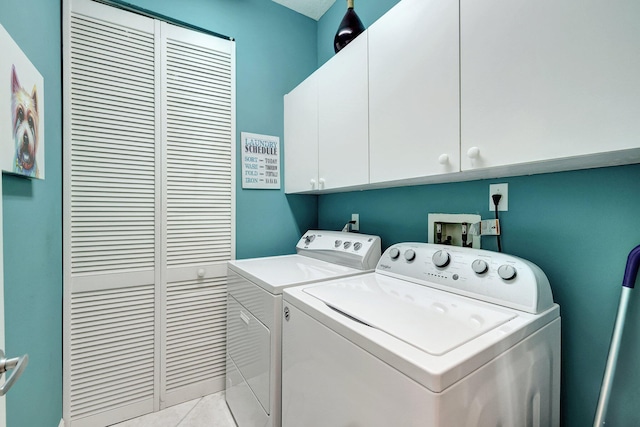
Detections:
[296, 230, 382, 270]
[376, 243, 554, 314]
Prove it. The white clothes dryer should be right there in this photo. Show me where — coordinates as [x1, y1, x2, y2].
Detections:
[282, 243, 561, 427]
[225, 230, 381, 427]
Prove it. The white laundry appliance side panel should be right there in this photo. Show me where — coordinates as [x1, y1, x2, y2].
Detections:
[227, 268, 277, 329]
[282, 301, 560, 427]
[226, 269, 282, 427]
[226, 355, 270, 427]
[438, 319, 561, 427]
[227, 296, 271, 413]
[282, 302, 439, 427]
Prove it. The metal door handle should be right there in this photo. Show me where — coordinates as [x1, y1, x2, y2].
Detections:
[0, 350, 28, 396]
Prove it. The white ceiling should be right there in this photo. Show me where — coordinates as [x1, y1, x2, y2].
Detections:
[271, 0, 337, 21]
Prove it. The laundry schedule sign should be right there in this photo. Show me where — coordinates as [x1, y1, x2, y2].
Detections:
[241, 132, 281, 189]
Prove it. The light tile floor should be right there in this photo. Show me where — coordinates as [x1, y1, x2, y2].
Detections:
[110, 392, 237, 427]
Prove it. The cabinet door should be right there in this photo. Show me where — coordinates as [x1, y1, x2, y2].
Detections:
[461, 0, 640, 171]
[318, 32, 369, 190]
[284, 72, 319, 193]
[369, 0, 460, 183]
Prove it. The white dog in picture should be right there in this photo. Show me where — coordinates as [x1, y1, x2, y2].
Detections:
[11, 64, 40, 178]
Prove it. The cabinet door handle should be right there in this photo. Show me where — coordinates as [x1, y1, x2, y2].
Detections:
[438, 153, 449, 165]
[310, 178, 316, 189]
[467, 146, 480, 159]
[0, 350, 28, 396]
[319, 178, 325, 189]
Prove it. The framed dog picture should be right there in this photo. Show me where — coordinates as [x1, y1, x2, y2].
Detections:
[0, 24, 45, 179]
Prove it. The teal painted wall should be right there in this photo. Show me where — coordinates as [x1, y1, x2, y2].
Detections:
[318, 4, 640, 426]
[127, 0, 319, 259]
[0, 0, 62, 425]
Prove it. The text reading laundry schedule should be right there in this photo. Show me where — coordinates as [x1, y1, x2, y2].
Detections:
[241, 132, 280, 189]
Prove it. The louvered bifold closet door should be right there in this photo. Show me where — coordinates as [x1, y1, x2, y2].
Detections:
[160, 22, 235, 408]
[63, 0, 161, 426]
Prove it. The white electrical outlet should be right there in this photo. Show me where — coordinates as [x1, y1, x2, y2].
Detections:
[351, 213, 359, 231]
[489, 183, 508, 211]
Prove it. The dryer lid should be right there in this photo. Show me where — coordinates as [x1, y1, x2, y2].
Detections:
[304, 276, 517, 356]
[229, 255, 366, 294]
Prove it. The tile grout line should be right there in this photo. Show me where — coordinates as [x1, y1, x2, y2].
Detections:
[175, 397, 204, 427]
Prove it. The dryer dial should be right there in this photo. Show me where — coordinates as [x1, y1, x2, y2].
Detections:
[498, 264, 517, 280]
[404, 249, 416, 262]
[471, 259, 489, 274]
[389, 248, 400, 260]
[432, 250, 451, 268]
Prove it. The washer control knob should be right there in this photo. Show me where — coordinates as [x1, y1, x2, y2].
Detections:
[343, 241, 352, 249]
[404, 249, 416, 262]
[334, 240, 342, 248]
[471, 259, 489, 274]
[304, 234, 315, 245]
[389, 248, 400, 260]
[354, 242, 362, 251]
[432, 250, 451, 268]
[498, 264, 517, 280]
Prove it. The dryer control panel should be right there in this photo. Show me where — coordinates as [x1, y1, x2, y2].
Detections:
[296, 230, 381, 271]
[376, 243, 554, 314]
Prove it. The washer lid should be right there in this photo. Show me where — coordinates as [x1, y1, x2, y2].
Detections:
[228, 255, 366, 294]
[304, 276, 517, 356]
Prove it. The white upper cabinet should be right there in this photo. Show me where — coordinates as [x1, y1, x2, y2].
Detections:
[317, 32, 369, 191]
[460, 0, 640, 171]
[284, 71, 319, 193]
[368, 0, 460, 183]
[284, 0, 640, 193]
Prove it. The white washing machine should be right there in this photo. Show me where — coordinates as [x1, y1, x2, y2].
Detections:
[225, 230, 382, 427]
[282, 243, 561, 427]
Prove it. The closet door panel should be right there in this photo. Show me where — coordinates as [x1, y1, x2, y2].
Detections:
[160, 22, 235, 408]
[64, 0, 159, 425]
[65, 1, 236, 425]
